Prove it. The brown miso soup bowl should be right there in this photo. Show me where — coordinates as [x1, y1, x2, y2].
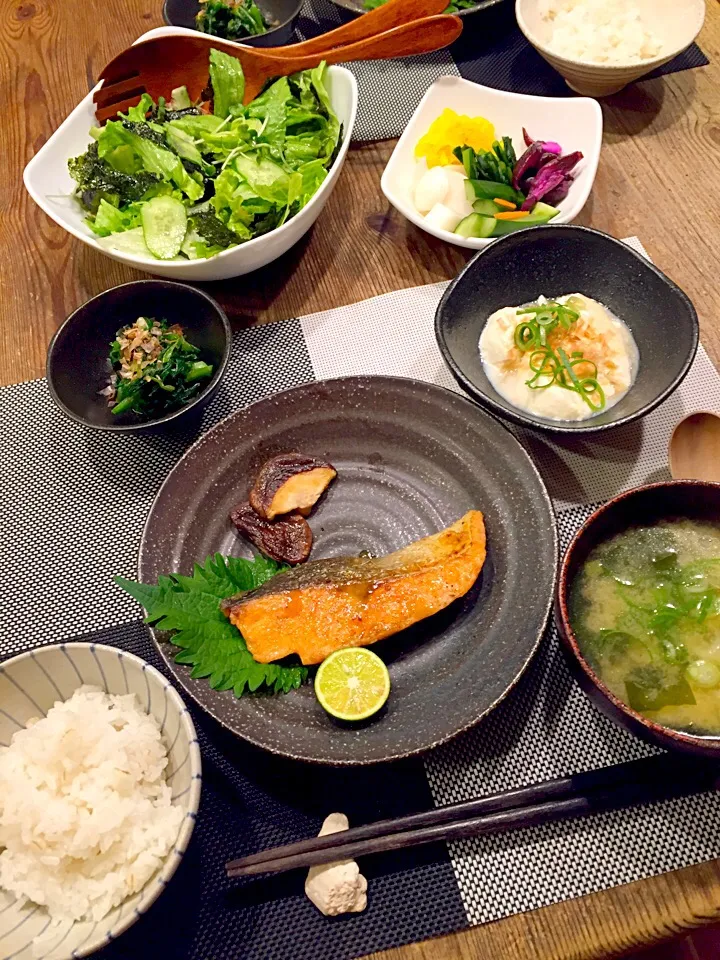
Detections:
[555, 480, 720, 757]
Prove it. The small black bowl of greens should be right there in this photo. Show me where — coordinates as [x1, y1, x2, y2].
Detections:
[47, 280, 231, 432]
[163, 0, 303, 46]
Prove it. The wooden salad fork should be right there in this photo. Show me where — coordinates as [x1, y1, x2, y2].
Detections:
[93, 15, 463, 121]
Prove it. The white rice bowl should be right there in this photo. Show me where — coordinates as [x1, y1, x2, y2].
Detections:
[0, 687, 184, 924]
[0, 644, 201, 960]
[539, 0, 663, 65]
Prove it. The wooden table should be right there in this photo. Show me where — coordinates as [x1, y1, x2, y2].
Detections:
[3, 0, 720, 956]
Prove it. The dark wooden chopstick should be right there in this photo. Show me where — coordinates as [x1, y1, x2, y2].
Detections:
[226, 753, 719, 879]
[228, 755, 652, 872]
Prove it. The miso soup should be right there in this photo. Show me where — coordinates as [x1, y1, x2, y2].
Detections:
[569, 518, 720, 735]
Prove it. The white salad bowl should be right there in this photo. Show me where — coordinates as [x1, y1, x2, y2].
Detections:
[0, 642, 201, 960]
[23, 26, 358, 281]
[516, 0, 705, 98]
[380, 75, 602, 251]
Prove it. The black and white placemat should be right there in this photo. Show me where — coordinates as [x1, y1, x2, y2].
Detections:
[3, 238, 720, 960]
[296, 0, 709, 140]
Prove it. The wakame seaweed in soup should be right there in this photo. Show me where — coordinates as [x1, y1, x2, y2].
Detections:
[569, 518, 720, 734]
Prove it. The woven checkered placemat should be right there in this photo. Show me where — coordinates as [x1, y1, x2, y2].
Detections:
[2, 238, 720, 960]
[296, 0, 709, 141]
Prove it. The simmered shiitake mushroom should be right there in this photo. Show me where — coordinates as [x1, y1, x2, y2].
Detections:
[229, 501, 313, 565]
[249, 453, 337, 520]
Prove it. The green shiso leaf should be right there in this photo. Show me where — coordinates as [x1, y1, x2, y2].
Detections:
[116, 553, 308, 697]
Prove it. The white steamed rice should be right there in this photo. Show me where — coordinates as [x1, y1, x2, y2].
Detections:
[540, 0, 663, 64]
[0, 686, 183, 925]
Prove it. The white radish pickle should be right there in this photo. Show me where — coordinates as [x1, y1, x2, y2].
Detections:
[414, 166, 450, 214]
[425, 202, 463, 233]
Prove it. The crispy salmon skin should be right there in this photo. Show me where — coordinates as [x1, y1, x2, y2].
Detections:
[221, 510, 486, 665]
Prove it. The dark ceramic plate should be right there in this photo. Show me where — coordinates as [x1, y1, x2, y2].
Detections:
[139, 376, 557, 764]
[329, 0, 504, 17]
[46, 280, 231, 433]
[163, 0, 303, 46]
[435, 226, 699, 435]
[556, 480, 720, 758]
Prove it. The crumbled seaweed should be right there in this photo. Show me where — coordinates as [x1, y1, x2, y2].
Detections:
[67, 142, 162, 213]
[191, 209, 241, 248]
[155, 106, 203, 122]
[121, 120, 166, 146]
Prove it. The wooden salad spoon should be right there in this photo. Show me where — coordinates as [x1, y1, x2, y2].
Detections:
[93, 15, 463, 121]
[669, 411, 720, 483]
[269, 0, 451, 55]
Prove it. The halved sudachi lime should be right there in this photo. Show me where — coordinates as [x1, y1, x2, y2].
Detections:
[314, 648, 391, 721]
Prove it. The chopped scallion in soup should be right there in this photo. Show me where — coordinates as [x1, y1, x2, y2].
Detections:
[569, 519, 720, 734]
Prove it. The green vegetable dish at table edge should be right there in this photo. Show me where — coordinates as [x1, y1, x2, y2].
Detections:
[196, 0, 268, 40]
[570, 519, 720, 735]
[364, 0, 476, 10]
[104, 316, 213, 416]
[67, 51, 341, 262]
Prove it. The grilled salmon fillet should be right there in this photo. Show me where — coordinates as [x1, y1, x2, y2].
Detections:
[221, 510, 486, 665]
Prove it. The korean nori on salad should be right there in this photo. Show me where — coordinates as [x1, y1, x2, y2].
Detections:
[102, 316, 214, 416]
[196, 0, 268, 40]
[67, 51, 341, 261]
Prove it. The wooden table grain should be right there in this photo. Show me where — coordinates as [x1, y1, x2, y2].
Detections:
[3, 0, 720, 956]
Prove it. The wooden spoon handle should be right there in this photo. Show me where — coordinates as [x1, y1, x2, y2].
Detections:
[263, 15, 462, 71]
[269, 0, 451, 57]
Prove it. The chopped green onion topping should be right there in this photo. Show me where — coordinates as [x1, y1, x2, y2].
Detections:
[513, 299, 606, 413]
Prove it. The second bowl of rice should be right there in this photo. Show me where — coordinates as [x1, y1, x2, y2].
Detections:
[516, 0, 706, 97]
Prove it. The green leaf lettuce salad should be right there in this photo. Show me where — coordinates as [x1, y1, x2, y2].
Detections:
[68, 51, 342, 261]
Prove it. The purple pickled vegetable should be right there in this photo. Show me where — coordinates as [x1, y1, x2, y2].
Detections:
[538, 151, 560, 168]
[543, 175, 574, 206]
[522, 128, 562, 154]
[512, 141, 544, 190]
[521, 151, 583, 211]
[513, 141, 568, 190]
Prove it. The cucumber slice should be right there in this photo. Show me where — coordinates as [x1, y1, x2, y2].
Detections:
[491, 202, 560, 236]
[473, 199, 502, 216]
[141, 196, 188, 260]
[532, 202, 561, 219]
[97, 227, 152, 257]
[466, 179, 524, 204]
[454, 213, 496, 239]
